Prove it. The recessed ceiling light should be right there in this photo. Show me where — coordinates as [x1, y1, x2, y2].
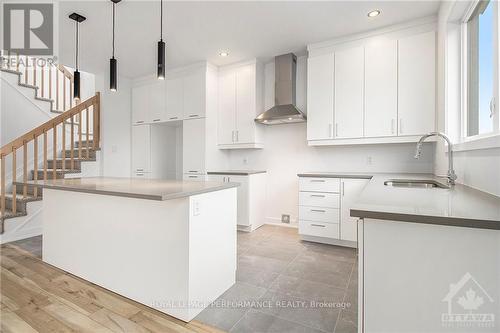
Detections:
[219, 51, 229, 57]
[367, 10, 381, 18]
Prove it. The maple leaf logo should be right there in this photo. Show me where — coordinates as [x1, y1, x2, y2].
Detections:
[457, 289, 484, 311]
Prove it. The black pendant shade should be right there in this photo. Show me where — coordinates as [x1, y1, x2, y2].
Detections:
[157, 0, 165, 80]
[157, 40, 165, 80]
[73, 70, 80, 99]
[110, 57, 117, 91]
[69, 12, 86, 100]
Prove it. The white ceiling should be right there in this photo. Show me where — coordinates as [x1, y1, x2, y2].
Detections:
[58, 1, 440, 79]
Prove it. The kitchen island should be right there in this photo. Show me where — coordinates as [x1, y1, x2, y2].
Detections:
[29, 177, 239, 322]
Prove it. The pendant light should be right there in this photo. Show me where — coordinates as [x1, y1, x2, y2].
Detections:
[69, 13, 86, 99]
[157, 0, 165, 80]
[110, 0, 121, 91]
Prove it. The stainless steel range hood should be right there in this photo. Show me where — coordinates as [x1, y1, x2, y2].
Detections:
[255, 53, 306, 125]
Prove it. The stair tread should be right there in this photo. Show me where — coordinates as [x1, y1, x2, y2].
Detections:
[18, 83, 39, 90]
[33, 169, 82, 173]
[0, 210, 26, 220]
[4, 193, 42, 202]
[0, 68, 21, 75]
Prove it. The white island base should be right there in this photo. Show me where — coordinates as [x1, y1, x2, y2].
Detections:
[42, 186, 237, 322]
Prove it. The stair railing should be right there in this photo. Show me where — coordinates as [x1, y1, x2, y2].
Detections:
[0, 93, 100, 233]
[1, 50, 77, 112]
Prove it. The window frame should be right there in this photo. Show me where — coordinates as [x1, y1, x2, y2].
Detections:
[459, 0, 500, 147]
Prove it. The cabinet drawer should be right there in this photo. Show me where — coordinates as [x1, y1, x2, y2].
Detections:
[299, 220, 339, 239]
[299, 192, 340, 208]
[299, 177, 340, 193]
[299, 206, 339, 223]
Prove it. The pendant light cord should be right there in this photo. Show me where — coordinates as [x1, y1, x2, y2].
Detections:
[75, 22, 79, 70]
[160, 0, 163, 41]
[112, 3, 115, 57]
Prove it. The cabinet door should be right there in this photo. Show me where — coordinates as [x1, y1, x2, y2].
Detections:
[149, 81, 166, 123]
[340, 178, 369, 242]
[398, 31, 436, 136]
[182, 118, 206, 174]
[206, 174, 226, 182]
[183, 70, 206, 119]
[218, 71, 237, 145]
[132, 85, 149, 125]
[131, 125, 151, 173]
[365, 40, 398, 137]
[335, 46, 364, 138]
[227, 175, 249, 227]
[235, 64, 256, 144]
[165, 77, 183, 121]
[307, 53, 334, 140]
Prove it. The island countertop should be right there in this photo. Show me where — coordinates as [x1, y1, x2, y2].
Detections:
[20, 177, 239, 201]
[298, 172, 500, 230]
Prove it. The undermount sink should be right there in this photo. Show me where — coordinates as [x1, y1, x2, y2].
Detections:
[384, 179, 450, 189]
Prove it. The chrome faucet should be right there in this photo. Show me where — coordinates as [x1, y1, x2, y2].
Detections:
[414, 132, 457, 185]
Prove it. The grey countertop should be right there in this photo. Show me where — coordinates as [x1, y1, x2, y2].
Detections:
[298, 172, 500, 230]
[207, 170, 267, 176]
[21, 177, 239, 201]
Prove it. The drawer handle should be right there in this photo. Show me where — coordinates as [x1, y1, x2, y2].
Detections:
[310, 180, 326, 183]
[188, 170, 198, 173]
[310, 209, 326, 213]
[169, 117, 178, 120]
[310, 194, 325, 198]
[136, 120, 144, 124]
[153, 119, 161, 122]
[136, 169, 144, 171]
[188, 176, 198, 178]
[189, 114, 199, 118]
[311, 224, 326, 228]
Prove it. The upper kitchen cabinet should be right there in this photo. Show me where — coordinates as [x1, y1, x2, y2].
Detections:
[149, 81, 167, 123]
[183, 70, 206, 120]
[217, 60, 264, 149]
[307, 52, 334, 140]
[165, 76, 183, 121]
[398, 31, 436, 136]
[334, 46, 364, 139]
[306, 20, 437, 145]
[364, 39, 398, 138]
[132, 85, 149, 125]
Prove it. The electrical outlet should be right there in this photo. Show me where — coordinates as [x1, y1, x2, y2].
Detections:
[243, 157, 248, 165]
[367, 156, 373, 165]
[193, 200, 201, 216]
[281, 214, 290, 224]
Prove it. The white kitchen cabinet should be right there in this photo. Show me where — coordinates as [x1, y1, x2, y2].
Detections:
[217, 60, 264, 149]
[165, 77, 183, 121]
[183, 70, 206, 119]
[340, 178, 369, 242]
[131, 125, 151, 173]
[132, 85, 149, 125]
[206, 173, 266, 231]
[364, 40, 398, 138]
[307, 53, 334, 140]
[149, 81, 166, 123]
[398, 31, 436, 136]
[298, 175, 369, 247]
[183, 118, 206, 174]
[334, 46, 364, 138]
[218, 71, 236, 146]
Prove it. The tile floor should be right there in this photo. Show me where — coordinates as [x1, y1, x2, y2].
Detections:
[195, 225, 358, 333]
[9, 226, 358, 333]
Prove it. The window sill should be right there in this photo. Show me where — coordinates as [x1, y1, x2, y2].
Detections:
[452, 133, 500, 152]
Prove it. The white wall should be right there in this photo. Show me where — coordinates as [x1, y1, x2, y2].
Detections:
[95, 73, 132, 177]
[435, 2, 500, 197]
[228, 57, 435, 225]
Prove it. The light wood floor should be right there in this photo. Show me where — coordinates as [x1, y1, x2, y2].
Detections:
[0, 242, 225, 333]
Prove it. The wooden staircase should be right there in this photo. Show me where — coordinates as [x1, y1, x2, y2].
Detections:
[0, 51, 101, 234]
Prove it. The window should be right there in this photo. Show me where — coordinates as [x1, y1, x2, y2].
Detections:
[465, 0, 499, 137]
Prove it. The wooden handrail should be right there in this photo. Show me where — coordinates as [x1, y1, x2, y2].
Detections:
[57, 64, 74, 82]
[0, 94, 99, 156]
[0, 92, 100, 231]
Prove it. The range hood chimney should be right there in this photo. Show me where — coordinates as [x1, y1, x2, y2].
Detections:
[255, 53, 306, 125]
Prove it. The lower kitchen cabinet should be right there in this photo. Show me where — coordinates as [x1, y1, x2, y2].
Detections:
[298, 175, 370, 247]
[207, 172, 266, 231]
